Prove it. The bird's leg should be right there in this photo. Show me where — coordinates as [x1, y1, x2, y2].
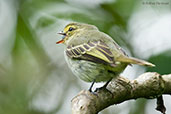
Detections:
[95, 78, 112, 92]
[102, 78, 112, 88]
[88, 80, 95, 92]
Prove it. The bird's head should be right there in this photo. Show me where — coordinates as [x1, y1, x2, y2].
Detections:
[56, 22, 98, 45]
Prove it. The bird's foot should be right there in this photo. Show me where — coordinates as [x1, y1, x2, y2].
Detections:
[94, 86, 114, 98]
[94, 85, 107, 92]
[94, 80, 113, 96]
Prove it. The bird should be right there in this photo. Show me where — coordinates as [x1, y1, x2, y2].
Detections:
[56, 22, 155, 92]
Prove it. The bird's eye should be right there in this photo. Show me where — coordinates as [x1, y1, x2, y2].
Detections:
[68, 27, 74, 31]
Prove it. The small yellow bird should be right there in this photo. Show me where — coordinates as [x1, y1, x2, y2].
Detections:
[56, 22, 155, 92]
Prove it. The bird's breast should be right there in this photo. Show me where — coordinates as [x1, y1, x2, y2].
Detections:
[64, 53, 127, 82]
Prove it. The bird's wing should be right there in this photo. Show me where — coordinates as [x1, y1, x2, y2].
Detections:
[66, 41, 116, 66]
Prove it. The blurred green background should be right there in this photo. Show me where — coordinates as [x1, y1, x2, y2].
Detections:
[0, 0, 171, 114]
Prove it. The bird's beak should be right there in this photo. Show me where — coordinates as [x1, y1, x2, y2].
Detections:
[56, 31, 66, 44]
[56, 39, 64, 44]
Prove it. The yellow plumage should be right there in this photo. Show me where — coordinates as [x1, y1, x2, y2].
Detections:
[57, 22, 155, 91]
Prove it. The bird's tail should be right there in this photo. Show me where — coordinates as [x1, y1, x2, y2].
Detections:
[117, 56, 155, 67]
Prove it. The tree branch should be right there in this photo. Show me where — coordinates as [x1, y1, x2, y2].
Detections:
[71, 72, 171, 114]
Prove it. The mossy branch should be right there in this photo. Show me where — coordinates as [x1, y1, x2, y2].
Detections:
[71, 72, 171, 114]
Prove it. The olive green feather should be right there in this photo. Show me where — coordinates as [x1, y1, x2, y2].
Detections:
[66, 41, 116, 67]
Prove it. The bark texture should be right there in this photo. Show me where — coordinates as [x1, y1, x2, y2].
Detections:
[71, 72, 171, 114]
